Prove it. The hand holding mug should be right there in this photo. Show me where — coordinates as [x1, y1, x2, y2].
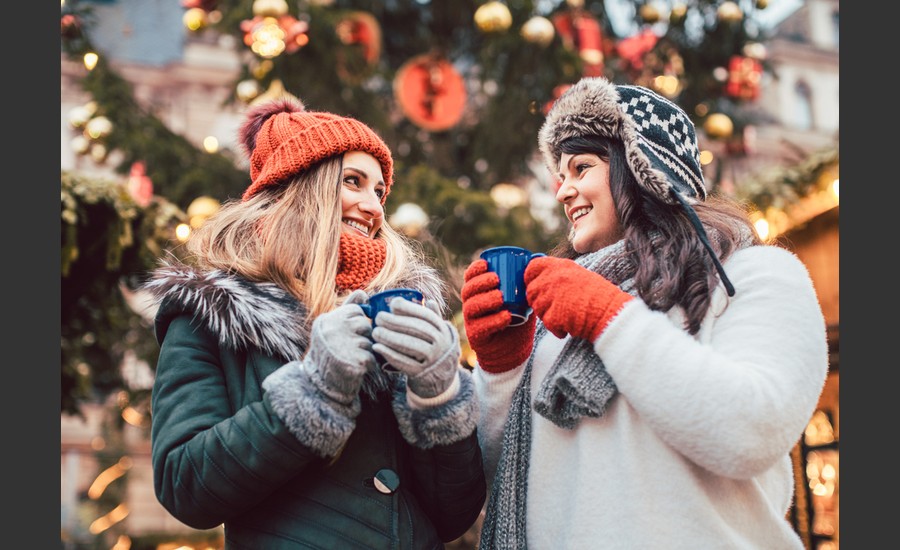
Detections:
[370, 297, 460, 399]
[479, 246, 545, 326]
[358, 288, 425, 371]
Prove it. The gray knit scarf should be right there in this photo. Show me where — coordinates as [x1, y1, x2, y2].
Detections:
[479, 239, 637, 549]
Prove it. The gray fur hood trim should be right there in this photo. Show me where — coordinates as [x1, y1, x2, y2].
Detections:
[142, 261, 310, 360]
[538, 76, 707, 205]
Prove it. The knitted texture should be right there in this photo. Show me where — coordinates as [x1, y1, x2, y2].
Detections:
[524, 255, 633, 342]
[530, 239, 635, 429]
[538, 76, 706, 205]
[335, 232, 386, 291]
[461, 259, 536, 373]
[239, 98, 393, 202]
[479, 349, 533, 550]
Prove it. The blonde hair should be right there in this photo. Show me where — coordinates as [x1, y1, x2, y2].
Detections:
[186, 156, 431, 320]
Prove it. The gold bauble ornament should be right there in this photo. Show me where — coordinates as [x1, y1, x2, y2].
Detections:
[250, 59, 275, 80]
[521, 16, 555, 46]
[183, 7, 207, 31]
[717, 1, 743, 24]
[756, 0, 769, 9]
[85, 116, 113, 140]
[236, 79, 262, 103]
[742, 42, 767, 60]
[639, 4, 661, 24]
[474, 1, 512, 33]
[250, 79, 299, 107]
[703, 113, 734, 139]
[187, 196, 221, 228]
[90, 143, 108, 163]
[252, 0, 288, 18]
[670, 3, 687, 23]
[67, 105, 93, 129]
[70, 135, 90, 155]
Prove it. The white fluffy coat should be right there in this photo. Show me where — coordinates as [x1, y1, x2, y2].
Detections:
[474, 245, 828, 549]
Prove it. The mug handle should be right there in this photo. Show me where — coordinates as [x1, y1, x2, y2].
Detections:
[358, 303, 372, 318]
[529, 252, 546, 261]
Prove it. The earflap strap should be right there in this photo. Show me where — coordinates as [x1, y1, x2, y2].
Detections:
[670, 189, 735, 297]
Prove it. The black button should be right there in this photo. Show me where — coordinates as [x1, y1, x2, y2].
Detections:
[373, 468, 400, 494]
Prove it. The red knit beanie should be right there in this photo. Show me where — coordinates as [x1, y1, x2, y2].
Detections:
[238, 97, 394, 202]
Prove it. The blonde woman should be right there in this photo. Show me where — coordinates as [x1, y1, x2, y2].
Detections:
[145, 98, 485, 549]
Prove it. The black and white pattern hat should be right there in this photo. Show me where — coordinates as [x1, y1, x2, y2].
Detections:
[538, 76, 706, 204]
[538, 77, 736, 296]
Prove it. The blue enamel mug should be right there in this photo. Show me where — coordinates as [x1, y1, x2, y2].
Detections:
[359, 288, 425, 370]
[359, 288, 425, 327]
[480, 246, 545, 327]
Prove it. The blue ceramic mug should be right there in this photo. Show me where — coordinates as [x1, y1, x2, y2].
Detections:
[359, 288, 425, 327]
[480, 246, 545, 327]
[359, 288, 425, 370]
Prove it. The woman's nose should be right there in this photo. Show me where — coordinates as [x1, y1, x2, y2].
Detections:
[556, 179, 576, 202]
[358, 193, 383, 217]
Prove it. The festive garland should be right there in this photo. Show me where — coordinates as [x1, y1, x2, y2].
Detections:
[736, 146, 839, 213]
[61, 171, 187, 416]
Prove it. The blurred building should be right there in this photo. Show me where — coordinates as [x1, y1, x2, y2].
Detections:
[754, 2, 840, 548]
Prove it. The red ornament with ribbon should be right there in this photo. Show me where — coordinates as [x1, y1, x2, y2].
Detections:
[394, 54, 467, 132]
[724, 55, 762, 100]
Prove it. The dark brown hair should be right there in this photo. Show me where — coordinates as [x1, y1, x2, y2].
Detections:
[550, 135, 761, 334]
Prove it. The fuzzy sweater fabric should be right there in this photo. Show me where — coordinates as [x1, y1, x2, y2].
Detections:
[474, 245, 828, 549]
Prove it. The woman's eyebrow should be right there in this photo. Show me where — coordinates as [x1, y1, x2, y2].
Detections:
[343, 165, 384, 187]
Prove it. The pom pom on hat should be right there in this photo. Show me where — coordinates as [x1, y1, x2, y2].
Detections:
[538, 77, 706, 205]
[239, 97, 394, 202]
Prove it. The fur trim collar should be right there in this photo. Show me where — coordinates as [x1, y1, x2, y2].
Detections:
[142, 260, 450, 362]
[143, 262, 311, 360]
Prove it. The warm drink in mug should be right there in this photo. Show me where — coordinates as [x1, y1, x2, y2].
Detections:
[359, 288, 425, 370]
[480, 246, 545, 326]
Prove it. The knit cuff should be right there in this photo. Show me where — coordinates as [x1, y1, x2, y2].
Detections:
[392, 368, 478, 449]
[406, 370, 461, 409]
[262, 361, 360, 458]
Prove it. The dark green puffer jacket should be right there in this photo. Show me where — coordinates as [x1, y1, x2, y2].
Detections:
[144, 263, 486, 549]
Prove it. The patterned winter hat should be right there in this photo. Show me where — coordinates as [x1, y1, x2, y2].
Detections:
[539, 77, 736, 296]
[239, 97, 393, 202]
[538, 76, 706, 204]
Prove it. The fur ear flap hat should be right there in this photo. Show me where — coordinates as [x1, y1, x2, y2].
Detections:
[238, 97, 394, 202]
[539, 77, 736, 296]
[538, 76, 705, 205]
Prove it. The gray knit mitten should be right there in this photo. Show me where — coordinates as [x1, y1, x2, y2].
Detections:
[305, 289, 376, 404]
[372, 297, 460, 399]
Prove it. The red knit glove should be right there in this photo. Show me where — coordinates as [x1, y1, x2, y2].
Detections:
[524, 256, 634, 342]
[461, 259, 536, 373]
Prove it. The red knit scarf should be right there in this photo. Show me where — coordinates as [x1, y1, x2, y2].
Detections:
[335, 232, 387, 291]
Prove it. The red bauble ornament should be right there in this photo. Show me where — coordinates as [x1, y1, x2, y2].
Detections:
[552, 10, 605, 77]
[724, 55, 762, 100]
[394, 54, 466, 131]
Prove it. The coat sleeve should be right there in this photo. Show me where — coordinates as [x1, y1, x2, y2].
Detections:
[391, 370, 487, 541]
[597, 246, 829, 478]
[150, 314, 323, 529]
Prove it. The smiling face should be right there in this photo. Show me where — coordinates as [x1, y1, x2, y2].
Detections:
[556, 152, 623, 253]
[340, 150, 386, 239]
